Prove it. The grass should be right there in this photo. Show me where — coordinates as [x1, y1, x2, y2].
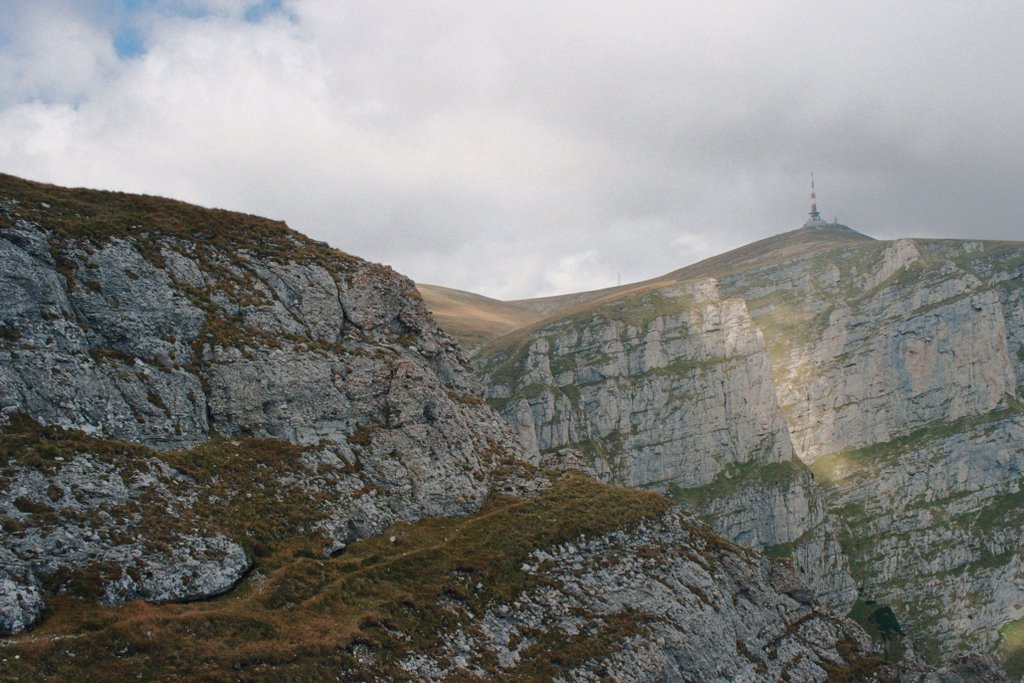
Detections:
[668, 459, 809, 509]
[478, 279, 699, 360]
[0, 473, 672, 681]
[997, 616, 1024, 679]
[846, 599, 905, 661]
[417, 284, 542, 351]
[0, 173, 359, 271]
[954, 488, 1024, 534]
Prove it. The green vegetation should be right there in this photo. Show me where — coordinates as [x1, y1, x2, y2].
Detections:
[571, 289, 695, 331]
[646, 354, 731, 378]
[763, 528, 814, 560]
[0, 472, 672, 681]
[661, 223, 875, 284]
[847, 599, 905, 661]
[998, 616, 1024, 679]
[486, 380, 582, 414]
[480, 343, 531, 390]
[480, 281, 698, 359]
[668, 459, 809, 509]
[568, 429, 630, 480]
[955, 488, 1024, 533]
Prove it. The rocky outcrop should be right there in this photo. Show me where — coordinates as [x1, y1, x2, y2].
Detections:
[1, 444, 250, 609]
[678, 461, 857, 610]
[0, 571, 42, 637]
[0, 174, 526, 634]
[479, 278, 857, 611]
[399, 508, 880, 681]
[4, 463, 998, 681]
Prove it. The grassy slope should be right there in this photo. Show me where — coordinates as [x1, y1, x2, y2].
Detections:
[417, 284, 543, 351]
[423, 223, 875, 353]
[510, 223, 874, 314]
[0, 448, 671, 681]
[0, 172, 359, 270]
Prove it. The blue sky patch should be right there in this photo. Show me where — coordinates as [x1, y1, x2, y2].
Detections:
[113, 27, 146, 58]
[244, 0, 286, 24]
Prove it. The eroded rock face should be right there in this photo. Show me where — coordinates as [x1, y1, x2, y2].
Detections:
[1, 451, 250, 609]
[0, 178, 526, 633]
[814, 415, 1024, 659]
[397, 509, 865, 681]
[394, 508, 1004, 682]
[479, 278, 856, 611]
[717, 235, 1024, 658]
[0, 572, 43, 636]
[485, 280, 793, 487]
[476, 230, 1024, 660]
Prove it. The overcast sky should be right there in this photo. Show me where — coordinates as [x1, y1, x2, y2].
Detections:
[2, 1, 1022, 298]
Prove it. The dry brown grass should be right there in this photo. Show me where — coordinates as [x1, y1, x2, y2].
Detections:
[0, 473, 672, 681]
[417, 284, 543, 350]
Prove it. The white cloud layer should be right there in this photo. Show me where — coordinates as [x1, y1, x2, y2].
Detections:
[1, 0, 1022, 298]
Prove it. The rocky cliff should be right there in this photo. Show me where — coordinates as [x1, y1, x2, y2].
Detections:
[717, 232, 1024, 663]
[0, 174, 962, 682]
[479, 277, 858, 611]
[0, 173, 529, 635]
[466, 224, 1024, 670]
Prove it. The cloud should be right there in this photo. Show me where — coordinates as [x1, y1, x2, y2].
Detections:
[1, 0, 1023, 298]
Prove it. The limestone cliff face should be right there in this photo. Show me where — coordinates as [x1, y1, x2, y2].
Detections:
[480, 278, 857, 611]
[813, 414, 1024, 660]
[483, 279, 791, 486]
[0, 175, 526, 634]
[716, 232, 1024, 659]
[472, 227, 1024, 662]
[738, 239, 1017, 464]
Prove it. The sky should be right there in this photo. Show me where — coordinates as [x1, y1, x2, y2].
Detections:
[2, 1, 1022, 299]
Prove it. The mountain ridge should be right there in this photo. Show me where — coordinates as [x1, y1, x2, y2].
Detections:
[419, 223, 885, 351]
[2, 172, 973, 680]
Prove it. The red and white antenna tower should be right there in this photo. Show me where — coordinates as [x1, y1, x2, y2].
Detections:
[807, 172, 822, 223]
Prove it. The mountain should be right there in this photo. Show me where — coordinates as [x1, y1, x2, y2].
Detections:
[1, 174, 982, 680]
[430, 222, 1024, 672]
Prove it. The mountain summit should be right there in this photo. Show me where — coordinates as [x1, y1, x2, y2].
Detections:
[422, 222, 1024, 670]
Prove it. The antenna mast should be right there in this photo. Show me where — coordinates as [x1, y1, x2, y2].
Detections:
[806, 172, 823, 226]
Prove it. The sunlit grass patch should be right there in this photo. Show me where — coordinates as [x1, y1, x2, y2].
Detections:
[997, 615, 1024, 678]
